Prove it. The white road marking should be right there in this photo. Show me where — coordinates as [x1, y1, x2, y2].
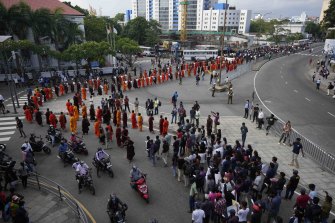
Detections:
[328, 112, 335, 118]
[0, 137, 11, 142]
[18, 99, 27, 101]
[305, 98, 311, 101]
[281, 75, 283, 79]
[0, 121, 16, 126]
[7, 103, 26, 106]
[0, 116, 24, 121]
[264, 100, 272, 103]
[285, 82, 288, 84]
[293, 90, 298, 93]
[0, 126, 16, 130]
[0, 131, 15, 136]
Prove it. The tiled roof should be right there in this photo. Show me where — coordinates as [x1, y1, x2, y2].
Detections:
[1, 0, 84, 16]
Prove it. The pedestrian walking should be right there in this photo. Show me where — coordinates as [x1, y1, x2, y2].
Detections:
[211, 111, 219, 134]
[228, 88, 233, 104]
[18, 162, 28, 189]
[240, 122, 248, 147]
[171, 105, 177, 124]
[284, 170, 300, 200]
[16, 117, 26, 138]
[244, 100, 251, 118]
[211, 83, 216, 97]
[265, 114, 277, 135]
[327, 82, 334, 95]
[134, 97, 139, 114]
[289, 138, 304, 168]
[252, 104, 259, 123]
[279, 120, 292, 145]
[257, 109, 264, 129]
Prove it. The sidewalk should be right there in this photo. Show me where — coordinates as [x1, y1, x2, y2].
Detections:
[17, 186, 78, 223]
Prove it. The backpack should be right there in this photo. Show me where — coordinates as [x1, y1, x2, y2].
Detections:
[158, 101, 161, 106]
[162, 142, 169, 153]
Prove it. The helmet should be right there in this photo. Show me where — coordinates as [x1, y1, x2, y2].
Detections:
[80, 160, 84, 165]
[132, 165, 137, 170]
[97, 148, 102, 151]
[71, 132, 75, 136]
[49, 125, 53, 128]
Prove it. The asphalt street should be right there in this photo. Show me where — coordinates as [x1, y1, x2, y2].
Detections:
[254, 46, 335, 154]
[2, 56, 334, 222]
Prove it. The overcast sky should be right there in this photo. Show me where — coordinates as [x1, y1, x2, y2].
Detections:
[65, 0, 323, 18]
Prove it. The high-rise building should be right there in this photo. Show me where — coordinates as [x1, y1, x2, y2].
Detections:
[132, 0, 146, 19]
[320, 0, 330, 22]
[125, 10, 133, 23]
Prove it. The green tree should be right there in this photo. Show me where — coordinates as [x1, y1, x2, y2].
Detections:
[7, 2, 32, 40]
[322, 0, 335, 30]
[113, 13, 125, 22]
[84, 16, 108, 42]
[115, 37, 141, 67]
[305, 22, 321, 38]
[122, 17, 161, 45]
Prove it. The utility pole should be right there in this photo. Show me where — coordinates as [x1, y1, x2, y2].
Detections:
[3, 51, 17, 114]
[11, 51, 20, 108]
[219, 0, 228, 84]
[180, 1, 189, 42]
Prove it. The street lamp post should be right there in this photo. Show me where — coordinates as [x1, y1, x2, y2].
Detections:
[10, 51, 20, 108]
[218, 0, 228, 85]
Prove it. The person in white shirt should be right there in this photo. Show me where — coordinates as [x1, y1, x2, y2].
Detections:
[257, 109, 264, 129]
[192, 203, 205, 223]
[237, 201, 249, 223]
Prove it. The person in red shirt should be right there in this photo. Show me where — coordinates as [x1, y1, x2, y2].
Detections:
[294, 188, 310, 210]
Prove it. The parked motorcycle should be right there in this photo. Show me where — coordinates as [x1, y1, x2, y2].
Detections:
[107, 196, 128, 223]
[92, 156, 114, 178]
[68, 139, 88, 155]
[29, 134, 51, 154]
[58, 150, 79, 167]
[46, 129, 62, 145]
[130, 175, 149, 203]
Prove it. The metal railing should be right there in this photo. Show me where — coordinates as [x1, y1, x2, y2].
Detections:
[263, 117, 335, 174]
[27, 172, 90, 223]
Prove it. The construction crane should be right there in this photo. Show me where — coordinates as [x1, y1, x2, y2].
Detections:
[180, 0, 189, 42]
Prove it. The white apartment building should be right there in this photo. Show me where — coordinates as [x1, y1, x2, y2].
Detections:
[199, 8, 251, 34]
[132, 0, 146, 19]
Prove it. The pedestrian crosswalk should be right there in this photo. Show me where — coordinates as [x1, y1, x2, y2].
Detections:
[7, 95, 28, 107]
[0, 116, 24, 142]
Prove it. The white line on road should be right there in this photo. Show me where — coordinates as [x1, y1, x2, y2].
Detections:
[281, 75, 283, 79]
[293, 90, 298, 93]
[0, 116, 24, 121]
[0, 121, 16, 126]
[305, 98, 311, 101]
[285, 82, 288, 84]
[264, 100, 272, 103]
[0, 126, 16, 130]
[0, 131, 15, 136]
[328, 112, 335, 118]
[0, 137, 11, 142]
[7, 103, 26, 106]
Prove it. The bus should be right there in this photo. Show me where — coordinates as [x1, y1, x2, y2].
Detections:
[183, 49, 219, 61]
[293, 39, 310, 47]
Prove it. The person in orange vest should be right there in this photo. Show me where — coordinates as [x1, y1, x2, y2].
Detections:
[165, 72, 169, 81]
[36, 91, 42, 107]
[59, 84, 64, 96]
[104, 83, 108, 94]
[68, 103, 74, 116]
[157, 74, 161, 84]
[69, 115, 77, 133]
[48, 87, 53, 99]
[141, 77, 145, 87]
[149, 76, 153, 85]
[49, 111, 57, 128]
[137, 113, 143, 131]
[181, 70, 185, 78]
[32, 94, 39, 109]
[96, 106, 102, 121]
[116, 108, 121, 127]
[44, 87, 50, 101]
[73, 105, 79, 121]
[66, 99, 71, 113]
[59, 112, 67, 130]
[145, 76, 150, 86]
[122, 81, 127, 92]
[162, 117, 169, 136]
[24, 107, 33, 123]
[131, 110, 138, 129]
[81, 87, 86, 100]
[94, 119, 101, 138]
[81, 103, 87, 118]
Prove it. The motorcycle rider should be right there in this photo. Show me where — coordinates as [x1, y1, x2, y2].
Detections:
[69, 132, 79, 151]
[58, 140, 68, 160]
[95, 148, 109, 175]
[21, 140, 35, 172]
[130, 165, 144, 188]
[48, 125, 56, 147]
[73, 160, 89, 193]
[107, 193, 126, 219]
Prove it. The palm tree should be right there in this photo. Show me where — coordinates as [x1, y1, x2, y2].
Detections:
[0, 2, 9, 35]
[63, 21, 84, 48]
[7, 2, 32, 40]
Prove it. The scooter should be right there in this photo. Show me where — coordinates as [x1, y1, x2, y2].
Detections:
[29, 134, 51, 154]
[106, 197, 128, 223]
[130, 175, 149, 203]
[0, 143, 6, 152]
[68, 139, 88, 155]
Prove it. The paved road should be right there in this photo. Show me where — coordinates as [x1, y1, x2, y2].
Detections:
[254, 46, 335, 154]
[2, 57, 335, 222]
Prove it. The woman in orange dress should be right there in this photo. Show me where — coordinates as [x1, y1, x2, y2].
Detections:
[81, 87, 87, 100]
[131, 111, 138, 129]
[94, 119, 101, 138]
[137, 113, 143, 131]
[24, 108, 33, 123]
